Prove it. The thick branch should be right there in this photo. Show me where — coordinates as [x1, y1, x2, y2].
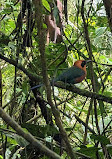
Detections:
[0, 107, 61, 159]
[0, 53, 41, 82]
[103, 0, 112, 32]
[1, 54, 112, 104]
[34, 1, 76, 159]
[55, 83, 112, 104]
[0, 66, 2, 107]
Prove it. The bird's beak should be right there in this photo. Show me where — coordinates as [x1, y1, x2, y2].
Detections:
[86, 60, 92, 63]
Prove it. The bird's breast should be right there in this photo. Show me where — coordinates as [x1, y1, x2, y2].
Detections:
[75, 74, 86, 83]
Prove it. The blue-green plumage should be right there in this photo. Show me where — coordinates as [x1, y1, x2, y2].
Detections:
[31, 60, 90, 90]
[54, 66, 85, 84]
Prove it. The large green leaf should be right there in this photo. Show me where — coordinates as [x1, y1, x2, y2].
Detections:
[77, 146, 100, 159]
[95, 27, 107, 37]
[91, 134, 110, 145]
[22, 123, 59, 138]
[42, 0, 51, 12]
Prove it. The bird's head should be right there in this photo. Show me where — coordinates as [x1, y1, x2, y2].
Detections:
[74, 60, 91, 73]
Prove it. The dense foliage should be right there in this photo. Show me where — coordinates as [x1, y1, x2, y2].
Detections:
[0, 0, 112, 158]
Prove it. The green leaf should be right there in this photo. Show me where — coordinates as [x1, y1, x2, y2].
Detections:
[91, 134, 110, 145]
[53, 5, 59, 25]
[87, 66, 100, 92]
[98, 101, 106, 115]
[107, 145, 112, 155]
[43, 23, 47, 29]
[14, 135, 29, 147]
[22, 80, 29, 95]
[42, 0, 51, 12]
[78, 146, 99, 159]
[22, 124, 59, 138]
[65, 127, 73, 131]
[95, 27, 107, 37]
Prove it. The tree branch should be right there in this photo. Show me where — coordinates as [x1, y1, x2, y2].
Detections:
[0, 54, 112, 104]
[103, 0, 112, 32]
[0, 53, 41, 82]
[55, 83, 112, 104]
[34, 1, 76, 159]
[74, 113, 96, 135]
[81, 0, 100, 135]
[0, 107, 61, 159]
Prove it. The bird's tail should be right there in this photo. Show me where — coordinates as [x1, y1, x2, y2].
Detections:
[31, 84, 43, 90]
[31, 77, 58, 90]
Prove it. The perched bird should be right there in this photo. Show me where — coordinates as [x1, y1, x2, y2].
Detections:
[31, 60, 91, 89]
[54, 60, 89, 84]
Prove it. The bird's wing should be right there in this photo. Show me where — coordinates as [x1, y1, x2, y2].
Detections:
[55, 66, 85, 84]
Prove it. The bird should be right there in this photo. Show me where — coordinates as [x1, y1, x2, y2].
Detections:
[31, 60, 91, 89]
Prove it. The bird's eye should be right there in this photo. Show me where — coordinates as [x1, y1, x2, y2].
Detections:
[81, 61, 86, 67]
